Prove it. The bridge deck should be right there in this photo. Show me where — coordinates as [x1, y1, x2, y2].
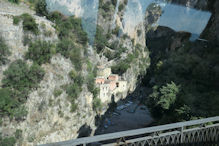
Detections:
[39, 116, 219, 146]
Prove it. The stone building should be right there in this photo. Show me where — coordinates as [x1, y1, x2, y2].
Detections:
[95, 67, 127, 103]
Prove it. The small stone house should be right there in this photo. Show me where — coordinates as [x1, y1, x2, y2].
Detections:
[95, 77, 105, 84]
[98, 83, 110, 103]
[107, 74, 119, 81]
[113, 81, 127, 93]
[95, 67, 128, 103]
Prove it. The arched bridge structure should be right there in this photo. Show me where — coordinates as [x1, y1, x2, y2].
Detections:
[40, 116, 219, 146]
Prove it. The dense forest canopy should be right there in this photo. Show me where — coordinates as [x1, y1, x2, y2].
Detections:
[145, 35, 219, 124]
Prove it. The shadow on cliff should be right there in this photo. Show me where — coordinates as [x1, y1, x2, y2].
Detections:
[77, 124, 92, 138]
[94, 84, 153, 136]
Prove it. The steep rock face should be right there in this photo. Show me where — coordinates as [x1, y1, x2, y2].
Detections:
[97, 0, 146, 47]
[122, 0, 145, 47]
[201, 0, 219, 46]
[147, 26, 191, 51]
[96, 0, 149, 97]
[0, 0, 58, 85]
[144, 2, 162, 47]
[1, 55, 96, 145]
[0, 1, 96, 145]
[0, 0, 151, 145]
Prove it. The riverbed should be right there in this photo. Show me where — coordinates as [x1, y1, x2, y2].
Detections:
[95, 87, 154, 135]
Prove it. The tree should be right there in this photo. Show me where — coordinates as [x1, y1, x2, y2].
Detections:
[0, 136, 16, 146]
[94, 26, 108, 53]
[147, 82, 180, 119]
[8, 0, 19, 4]
[35, 0, 49, 17]
[0, 37, 11, 65]
[2, 60, 30, 91]
[0, 88, 16, 116]
[20, 13, 39, 35]
[158, 82, 179, 110]
[25, 40, 54, 65]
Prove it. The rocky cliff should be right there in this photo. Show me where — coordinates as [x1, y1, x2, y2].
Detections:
[0, 1, 96, 145]
[0, 0, 150, 145]
[201, 0, 219, 46]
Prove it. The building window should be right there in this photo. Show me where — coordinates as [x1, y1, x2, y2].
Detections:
[116, 83, 119, 87]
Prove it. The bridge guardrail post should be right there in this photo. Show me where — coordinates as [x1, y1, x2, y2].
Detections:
[180, 126, 184, 143]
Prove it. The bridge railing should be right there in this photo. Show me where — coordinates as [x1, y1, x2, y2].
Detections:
[40, 116, 219, 146]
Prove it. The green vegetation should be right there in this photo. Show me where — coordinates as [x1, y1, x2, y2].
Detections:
[56, 39, 74, 57]
[1, 60, 44, 120]
[25, 40, 55, 65]
[146, 41, 219, 123]
[112, 25, 120, 36]
[111, 61, 129, 75]
[137, 29, 142, 37]
[112, 0, 117, 7]
[65, 70, 84, 112]
[148, 82, 180, 118]
[13, 16, 21, 25]
[99, 0, 117, 18]
[104, 43, 127, 60]
[101, 1, 111, 12]
[14, 129, 22, 140]
[13, 13, 39, 35]
[0, 37, 11, 65]
[8, 0, 19, 4]
[93, 98, 102, 111]
[111, 47, 140, 75]
[0, 129, 22, 146]
[56, 16, 88, 44]
[52, 15, 88, 71]
[35, 0, 48, 17]
[94, 26, 108, 53]
[29, 8, 90, 112]
[118, 3, 124, 12]
[124, 0, 128, 5]
[0, 135, 16, 146]
[85, 62, 99, 98]
[53, 88, 63, 97]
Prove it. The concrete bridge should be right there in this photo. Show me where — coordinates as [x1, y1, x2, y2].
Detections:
[40, 116, 219, 146]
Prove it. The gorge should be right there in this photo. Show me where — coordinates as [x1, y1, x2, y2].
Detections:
[0, 0, 218, 145]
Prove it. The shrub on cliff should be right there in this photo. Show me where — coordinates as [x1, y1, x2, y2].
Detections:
[25, 40, 55, 65]
[0, 135, 16, 146]
[111, 61, 130, 75]
[93, 98, 102, 111]
[112, 0, 117, 7]
[54, 15, 87, 71]
[22, 13, 39, 35]
[13, 13, 39, 35]
[57, 16, 88, 44]
[13, 16, 21, 25]
[2, 60, 45, 94]
[35, 0, 49, 17]
[1, 60, 44, 119]
[94, 26, 108, 53]
[118, 4, 124, 12]
[101, 2, 111, 12]
[8, 0, 19, 4]
[0, 37, 11, 65]
[112, 25, 120, 36]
